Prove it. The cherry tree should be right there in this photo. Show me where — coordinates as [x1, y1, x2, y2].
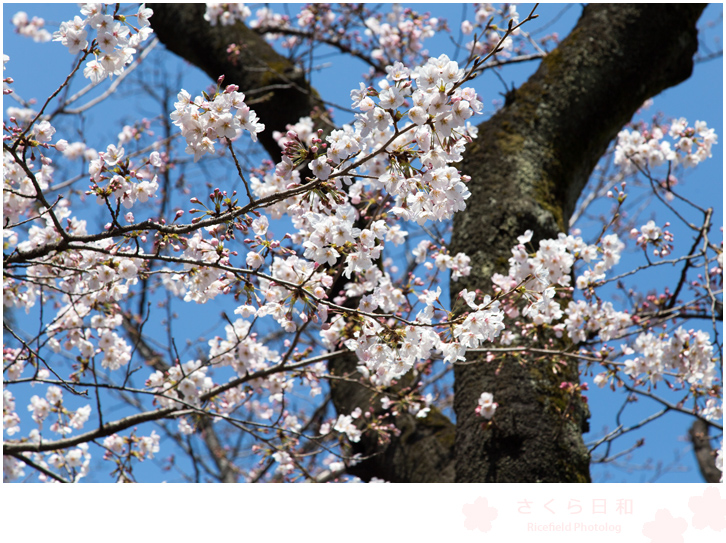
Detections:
[3, 3, 722, 483]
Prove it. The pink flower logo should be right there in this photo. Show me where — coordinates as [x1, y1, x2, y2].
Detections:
[462, 496, 498, 532]
[642, 509, 688, 543]
[689, 486, 726, 531]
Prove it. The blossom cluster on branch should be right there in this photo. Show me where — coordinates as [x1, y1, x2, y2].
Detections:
[210, 3, 534, 81]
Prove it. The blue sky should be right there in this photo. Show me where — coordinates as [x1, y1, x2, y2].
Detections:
[2, 3, 723, 483]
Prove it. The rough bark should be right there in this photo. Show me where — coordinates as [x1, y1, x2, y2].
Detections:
[689, 419, 721, 483]
[149, 4, 707, 482]
[449, 4, 705, 482]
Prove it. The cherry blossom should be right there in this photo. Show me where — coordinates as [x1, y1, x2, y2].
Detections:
[475, 392, 498, 419]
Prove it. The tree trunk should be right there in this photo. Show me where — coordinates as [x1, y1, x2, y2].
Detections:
[148, 3, 706, 482]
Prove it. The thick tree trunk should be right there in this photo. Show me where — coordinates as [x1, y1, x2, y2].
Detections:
[149, 4, 706, 482]
[449, 4, 704, 482]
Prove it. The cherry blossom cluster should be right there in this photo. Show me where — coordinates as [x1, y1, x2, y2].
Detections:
[699, 397, 723, 422]
[380, 392, 434, 419]
[162, 207, 266, 306]
[49, 4, 154, 84]
[3, 146, 151, 374]
[87, 144, 160, 209]
[356, 5, 444, 66]
[264, 54, 482, 222]
[204, 3, 251, 26]
[11, 11, 52, 42]
[170, 83, 264, 162]
[35, 439, 93, 483]
[334, 282, 503, 387]
[460, 3, 521, 58]
[272, 117, 317, 157]
[3, 455, 26, 482]
[256, 255, 336, 333]
[97, 430, 160, 481]
[3, 390, 21, 437]
[238, 4, 446, 77]
[24, 385, 92, 436]
[630, 220, 674, 257]
[3, 418, 93, 483]
[156, 314, 327, 448]
[247, 7, 290, 37]
[45, 442, 93, 481]
[104, 431, 160, 460]
[4, 137, 163, 337]
[206, 317, 280, 386]
[332, 409, 363, 443]
[4, 198, 70, 314]
[614, 118, 718, 173]
[147, 360, 214, 410]
[413, 239, 472, 280]
[3, 54, 12, 95]
[621, 327, 717, 387]
[492, 229, 626, 326]
[562, 299, 633, 345]
[3, 148, 53, 226]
